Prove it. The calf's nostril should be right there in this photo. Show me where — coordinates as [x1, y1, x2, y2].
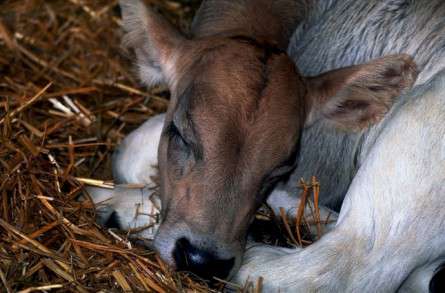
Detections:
[173, 237, 235, 280]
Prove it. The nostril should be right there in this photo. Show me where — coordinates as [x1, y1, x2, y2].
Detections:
[173, 237, 235, 280]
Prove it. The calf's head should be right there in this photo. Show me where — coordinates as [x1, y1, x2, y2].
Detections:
[120, 0, 417, 280]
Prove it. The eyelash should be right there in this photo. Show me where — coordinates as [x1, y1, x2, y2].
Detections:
[168, 123, 189, 147]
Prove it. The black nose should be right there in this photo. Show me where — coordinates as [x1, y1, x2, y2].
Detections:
[173, 237, 235, 280]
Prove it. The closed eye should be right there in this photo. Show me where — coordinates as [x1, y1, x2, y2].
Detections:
[167, 123, 190, 146]
[165, 123, 192, 178]
[166, 120, 204, 161]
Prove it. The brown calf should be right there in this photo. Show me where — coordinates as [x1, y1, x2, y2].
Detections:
[119, 0, 416, 280]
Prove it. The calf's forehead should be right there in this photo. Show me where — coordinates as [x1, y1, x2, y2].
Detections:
[186, 96, 303, 171]
[169, 41, 306, 162]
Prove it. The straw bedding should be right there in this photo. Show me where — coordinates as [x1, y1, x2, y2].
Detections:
[0, 1, 325, 292]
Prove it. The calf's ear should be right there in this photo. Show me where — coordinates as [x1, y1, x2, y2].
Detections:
[305, 54, 417, 130]
[120, 0, 186, 88]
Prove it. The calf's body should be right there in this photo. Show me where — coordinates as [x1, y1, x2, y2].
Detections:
[88, 0, 445, 290]
[240, 69, 445, 292]
[285, 0, 445, 211]
[239, 1, 445, 290]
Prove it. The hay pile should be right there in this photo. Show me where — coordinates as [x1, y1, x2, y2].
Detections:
[0, 1, 327, 292]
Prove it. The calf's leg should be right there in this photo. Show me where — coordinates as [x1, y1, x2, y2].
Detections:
[84, 114, 165, 237]
[112, 113, 164, 184]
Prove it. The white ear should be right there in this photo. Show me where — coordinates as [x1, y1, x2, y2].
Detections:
[120, 0, 185, 87]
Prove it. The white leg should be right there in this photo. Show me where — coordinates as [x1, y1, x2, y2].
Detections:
[235, 74, 445, 291]
[399, 259, 445, 293]
[113, 113, 165, 184]
[237, 181, 445, 292]
[85, 185, 160, 240]
[83, 114, 165, 239]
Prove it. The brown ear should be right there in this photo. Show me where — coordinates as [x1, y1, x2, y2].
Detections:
[305, 54, 418, 130]
[120, 0, 185, 88]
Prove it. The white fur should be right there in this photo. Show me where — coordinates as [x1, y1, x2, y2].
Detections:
[85, 114, 165, 240]
[399, 259, 445, 293]
[86, 185, 160, 240]
[112, 113, 164, 184]
[235, 69, 445, 292]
